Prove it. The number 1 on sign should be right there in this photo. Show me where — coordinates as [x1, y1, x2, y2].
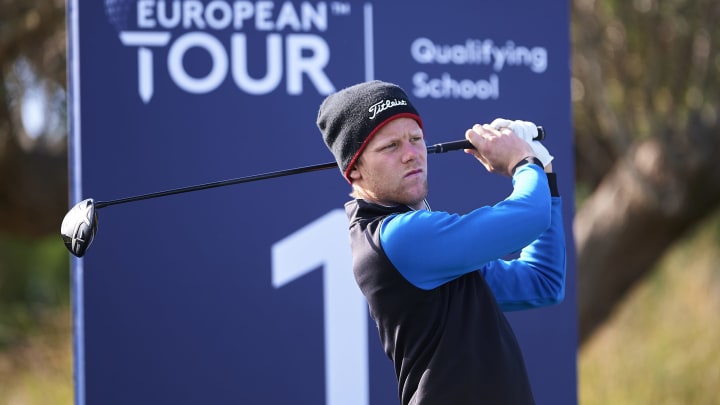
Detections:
[272, 209, 368, 405]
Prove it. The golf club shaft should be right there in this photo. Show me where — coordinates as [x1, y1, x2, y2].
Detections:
[93, 141, 453, 209]
[95, 161, 337, 209]
[93, 126, 545, 209]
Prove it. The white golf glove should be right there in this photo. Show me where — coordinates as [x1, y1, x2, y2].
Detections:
[490, 118, 554, 167]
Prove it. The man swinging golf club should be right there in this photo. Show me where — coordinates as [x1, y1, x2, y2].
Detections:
[317, 80, 567, 404]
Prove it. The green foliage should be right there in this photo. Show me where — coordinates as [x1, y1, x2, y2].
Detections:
[0, 234, 69, 348]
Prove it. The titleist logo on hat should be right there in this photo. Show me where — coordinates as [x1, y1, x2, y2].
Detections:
[317, 80, 422, 181]
[368, 99, 409, 119]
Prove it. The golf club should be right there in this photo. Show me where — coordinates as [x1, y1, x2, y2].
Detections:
[61, 126, 545, 257]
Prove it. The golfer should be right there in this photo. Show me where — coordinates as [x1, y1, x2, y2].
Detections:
[317, 80, 566, 404]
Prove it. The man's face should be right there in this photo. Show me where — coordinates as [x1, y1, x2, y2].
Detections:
[348, 117, 428, 209]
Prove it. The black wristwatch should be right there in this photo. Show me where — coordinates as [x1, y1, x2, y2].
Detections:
[512, 156, 544, 175]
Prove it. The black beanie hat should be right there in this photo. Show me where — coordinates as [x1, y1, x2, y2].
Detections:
[317, 80, 423, 181]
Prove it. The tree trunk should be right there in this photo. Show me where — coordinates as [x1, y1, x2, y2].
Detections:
[575, 122, 720, 343]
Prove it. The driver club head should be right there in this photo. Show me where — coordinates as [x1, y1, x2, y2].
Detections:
[61, 198, 98, 257]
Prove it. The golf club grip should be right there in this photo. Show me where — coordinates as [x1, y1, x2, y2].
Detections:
[427, 125, 545, 154]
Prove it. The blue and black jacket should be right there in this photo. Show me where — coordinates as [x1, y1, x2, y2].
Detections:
[345, 164, 566, 405]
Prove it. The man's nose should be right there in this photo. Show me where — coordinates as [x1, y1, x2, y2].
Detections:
[401, 141, 420, 162]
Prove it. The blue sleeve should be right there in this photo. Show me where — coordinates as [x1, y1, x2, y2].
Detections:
[380, 164, 566, 310]
[380, 165, 547, 282]
[479, 197, 566, 311]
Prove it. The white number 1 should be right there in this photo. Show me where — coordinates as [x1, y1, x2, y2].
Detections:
[271, 209, 369, 405]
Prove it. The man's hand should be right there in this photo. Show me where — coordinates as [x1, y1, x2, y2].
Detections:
[465, 124, 535, 177]
[490, 118, 553, 171]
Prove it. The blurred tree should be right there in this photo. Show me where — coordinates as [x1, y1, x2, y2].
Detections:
[0, 0, 69, 350]
[0, 0, 67, 238]
[0, 0, 718, 349]
[572, 0, 720, 343]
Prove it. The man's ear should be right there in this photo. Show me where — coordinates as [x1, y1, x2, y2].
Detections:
[348, 166, 362, 181]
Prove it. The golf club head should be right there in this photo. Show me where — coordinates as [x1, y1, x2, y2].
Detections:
[61, 198, 98, 257]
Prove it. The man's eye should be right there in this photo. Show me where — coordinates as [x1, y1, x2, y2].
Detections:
[382, 142, 397, 150]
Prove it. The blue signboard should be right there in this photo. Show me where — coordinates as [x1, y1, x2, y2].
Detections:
[67, 1, 576, 404]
